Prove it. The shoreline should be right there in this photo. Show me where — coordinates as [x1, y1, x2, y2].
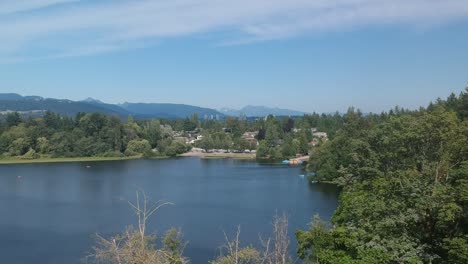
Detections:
[0, 156, 142, 165]
[0, 151, 268, 164]
[178, 151, 256, 159]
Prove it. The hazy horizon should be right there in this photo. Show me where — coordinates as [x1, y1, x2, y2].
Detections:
[1, 0, 467, 113]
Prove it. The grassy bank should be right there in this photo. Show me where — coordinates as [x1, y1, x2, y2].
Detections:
[0, 152, 259, 164]
[0, 156, 142, 165]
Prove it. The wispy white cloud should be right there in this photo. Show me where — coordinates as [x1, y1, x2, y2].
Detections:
[0, 0, 78, 15]
[1, 0, 468, 62]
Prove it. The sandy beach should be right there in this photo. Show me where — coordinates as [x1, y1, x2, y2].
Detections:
[179, 149, 256, 159]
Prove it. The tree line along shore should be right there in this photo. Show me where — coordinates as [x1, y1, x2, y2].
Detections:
[0, 104, 337, 163]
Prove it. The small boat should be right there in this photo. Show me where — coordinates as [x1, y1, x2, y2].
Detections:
[282, 160, 290, 165]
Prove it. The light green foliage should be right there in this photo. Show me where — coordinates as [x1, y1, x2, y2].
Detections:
[268, 146, 283, 160]
[123, 115, 142, 142]
[225, 117, 247, 138]
[89, 192, 189, 264]
[36, 137, 50, 154]
[265, 115, 282, 147]
[302, 111, 343, 139]
[443, 237, 468, 263]
[125, 139, 152, 157]
[143, 120, 162, 148]
[211, 247, 261, 264]
[281, 137, 298, 159]
[252, 115, 313, 160]
[19, 148, 39, 160]
[164, 141, 191, 157]
[212, 213, 291, 264]
[9, 137, 30, 156]
[196, 132, 233, 150]
[163, 228, 187, 264]
[232, 137, 251, 152]
[256, 141, 269, 158]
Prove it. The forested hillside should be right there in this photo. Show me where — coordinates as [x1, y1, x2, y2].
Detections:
[297, 89, 468, 263]
[120, 102, 224, 119]
[0, 98, 132, 117]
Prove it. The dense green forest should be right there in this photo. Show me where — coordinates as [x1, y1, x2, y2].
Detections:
[0, 112, 191, 159]
[297, 89, 468, 263]
[0, 108, 343, 161]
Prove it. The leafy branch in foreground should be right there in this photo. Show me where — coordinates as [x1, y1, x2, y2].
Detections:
[86, 191, 188, 264]
[211, 212, 293, 264]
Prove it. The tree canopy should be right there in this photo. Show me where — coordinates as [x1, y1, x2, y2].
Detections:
[297, 89, 468, 263]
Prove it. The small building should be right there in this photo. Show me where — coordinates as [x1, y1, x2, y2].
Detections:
[242, 131, 259, 145]
[186, 130, 199, 138]
[313, 132, 328, 140]
[308, 138, 319, 147]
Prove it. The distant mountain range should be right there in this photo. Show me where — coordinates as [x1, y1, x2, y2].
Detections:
[0, 93, 223, 119]
[119, 102, 224, 119]
[219, 105, 307, 117]
[0, 93, 307, 119]
[0, 94, 131, 118]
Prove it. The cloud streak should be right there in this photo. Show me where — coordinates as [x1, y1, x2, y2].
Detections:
[1, 0, 468, 61]
[0, 0, 78, 15]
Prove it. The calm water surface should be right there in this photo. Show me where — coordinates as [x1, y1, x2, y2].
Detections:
[0, 157, 339, 263]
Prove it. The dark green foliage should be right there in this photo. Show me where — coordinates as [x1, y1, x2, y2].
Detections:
[164, 140, 191, 157]
[298, 90, 468, 263]
[6, 112, 21, 127]
[256, 128, 266, 141]
[0, 112, 191, 159]
[301, 111, 344, 139]
[183, 117, 197, 131]
[282, 117, 295, 133]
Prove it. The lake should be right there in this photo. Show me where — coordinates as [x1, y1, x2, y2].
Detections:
[0, 157, 339, 263]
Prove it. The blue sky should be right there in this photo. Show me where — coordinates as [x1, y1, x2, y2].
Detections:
[0, 0, 467, 113]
